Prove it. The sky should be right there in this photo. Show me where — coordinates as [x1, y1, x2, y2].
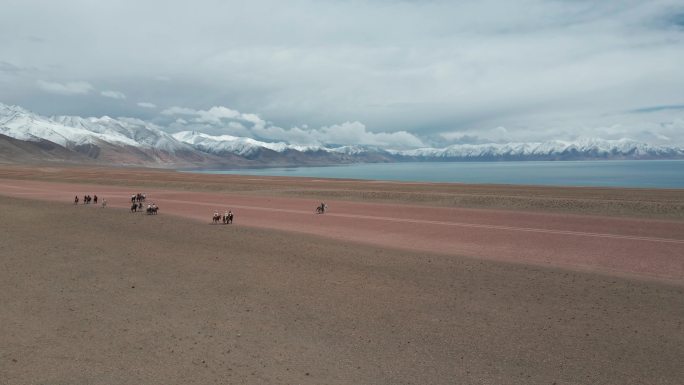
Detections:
[1, 0, 683, 148]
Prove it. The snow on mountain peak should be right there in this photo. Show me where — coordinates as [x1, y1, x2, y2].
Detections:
[1, 102, 683, 163]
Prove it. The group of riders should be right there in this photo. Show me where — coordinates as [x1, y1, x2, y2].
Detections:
[213, 210, 234, 224]
[128, 193, 158, 214]
[73, 192, 330, 221]
[74, 194, 97, 205]
[130, 202, 159, 214]
[74, 194, 106, 207]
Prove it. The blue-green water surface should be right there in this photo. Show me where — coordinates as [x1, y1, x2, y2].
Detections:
[188, 160, 684, 188]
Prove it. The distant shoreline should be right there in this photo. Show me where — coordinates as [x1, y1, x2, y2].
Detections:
[2, 164, 683, 221]
[182, 159, 684, 189]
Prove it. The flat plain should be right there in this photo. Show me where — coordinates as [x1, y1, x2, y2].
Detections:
[1, 164, 683, 384]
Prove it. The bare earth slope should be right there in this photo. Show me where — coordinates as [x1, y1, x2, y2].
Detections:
[1, 196, 683, 385]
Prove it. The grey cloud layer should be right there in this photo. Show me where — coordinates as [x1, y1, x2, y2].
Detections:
[0, 0, 683, 146]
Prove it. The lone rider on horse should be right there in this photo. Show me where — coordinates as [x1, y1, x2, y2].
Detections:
[317, 202, 327, 214]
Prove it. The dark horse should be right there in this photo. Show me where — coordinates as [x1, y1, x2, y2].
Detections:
[131, 203, 138, 212]
[212, 213, 221, 224]
[147, 206, 158, 215]
[223, 212, 234, 224]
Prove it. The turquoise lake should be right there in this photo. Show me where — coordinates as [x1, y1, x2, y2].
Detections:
[188, 160, 684, 188]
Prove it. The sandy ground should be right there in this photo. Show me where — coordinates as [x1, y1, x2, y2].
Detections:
[1, 165, 683, 384]
[2, 164, 684, 220]
[1, 196, 683, 385]
[0, 176, 683, 281]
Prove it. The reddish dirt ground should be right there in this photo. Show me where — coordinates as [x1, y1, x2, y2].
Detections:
[2, 168, 684, 384]
[1, 177, 683, 282]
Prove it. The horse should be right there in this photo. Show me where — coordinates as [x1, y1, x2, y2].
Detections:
[131, 203, 138, 213]
[316, 203, 327, 214]
[225, 212, 233, 224]
[212, 213, 222, 224]
[147, 206, 158, 215]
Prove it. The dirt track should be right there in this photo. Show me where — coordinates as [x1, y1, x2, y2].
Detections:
[1, 177, 683, 282]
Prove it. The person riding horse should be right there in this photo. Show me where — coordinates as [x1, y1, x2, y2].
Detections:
[316, 202, 327, 214]
[147, 203, 158, 215]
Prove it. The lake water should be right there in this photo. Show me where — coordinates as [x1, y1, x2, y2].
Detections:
[189, 160, 684, 188]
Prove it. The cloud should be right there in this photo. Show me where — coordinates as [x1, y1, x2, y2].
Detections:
[100, 90, 126, 99]
[2, 1, 683, 146]
[0, 61, 33, 74]
[163, 105, 255, 124]
[628, 104, 684, 114]
[254, 121, 425, 148]
[166, 104, 425, 148]
[197, 106, 241, 123]
[312, 121, 424, 148]
[161, 106, 199, 116]
[36, 80, 94, 95]
[137, 102, 157, 109]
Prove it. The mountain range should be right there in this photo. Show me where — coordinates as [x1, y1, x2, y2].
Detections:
[1, 103, 683, 168]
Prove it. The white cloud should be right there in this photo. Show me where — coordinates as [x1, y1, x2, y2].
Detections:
[162, 105, 258, 125]
[253, 121, 425, 148]
[197, 106, 241, 123]
[313, 121, 424, 148]
[137, 102, 157, 109]
[100, 90, 126, 99]
[36, 80, 93, 95]
[167, 104, 425, 148]
[161, 106, 200, 116]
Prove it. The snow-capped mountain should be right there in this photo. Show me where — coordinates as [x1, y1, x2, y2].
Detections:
[52, 115, 187, 153]
[1, 102, 683, 167]
[0, 103, 218, 166]
[393, 139, 684, 160]
[1, 103, 184, 151]
[172, 131, 324, 157]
